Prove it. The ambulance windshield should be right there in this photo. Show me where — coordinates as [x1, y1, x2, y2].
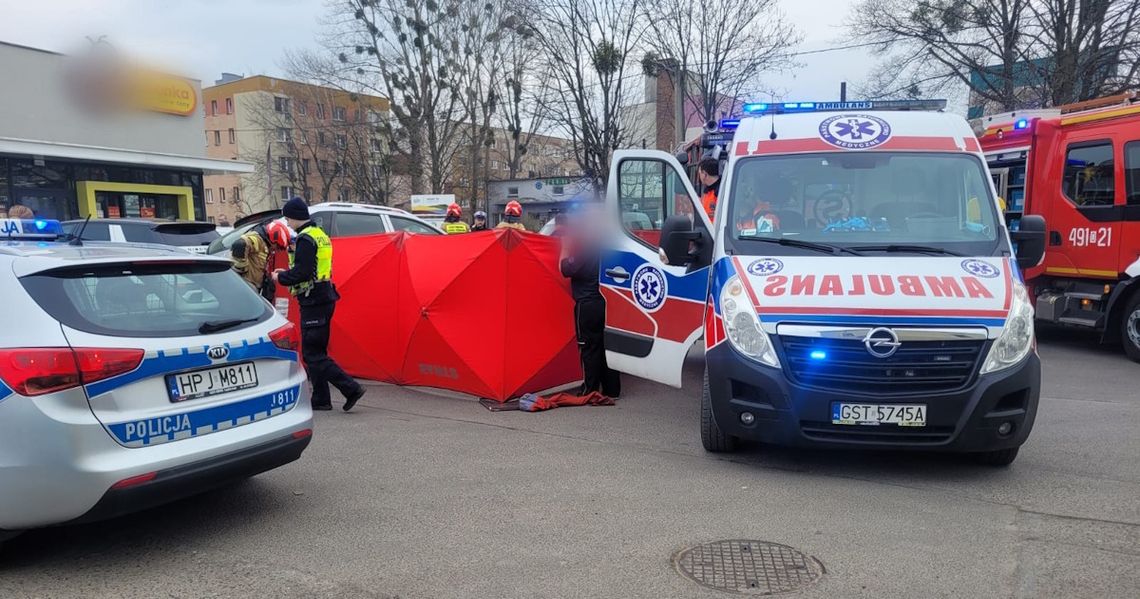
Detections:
[728, 152, 1001, 255]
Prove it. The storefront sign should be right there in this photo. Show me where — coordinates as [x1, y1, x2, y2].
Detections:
[132, 71, 198, 116]
[410, 194, 456, 216]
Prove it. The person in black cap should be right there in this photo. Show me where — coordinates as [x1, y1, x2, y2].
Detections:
[272, 197, 365, 412]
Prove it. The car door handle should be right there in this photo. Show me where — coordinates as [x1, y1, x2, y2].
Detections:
[604, 267, 630, 282]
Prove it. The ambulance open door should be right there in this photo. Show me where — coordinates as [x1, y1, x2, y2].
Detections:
[599, 150, 712, 388]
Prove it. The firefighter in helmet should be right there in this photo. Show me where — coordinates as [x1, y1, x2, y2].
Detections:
[443, 203, 470, 234]
[232, 218, 293, 303]
[496, 200, 526, 231]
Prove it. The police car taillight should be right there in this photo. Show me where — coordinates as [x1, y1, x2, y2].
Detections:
[0, 347, 144, 397]
[269, 323, 300, 352]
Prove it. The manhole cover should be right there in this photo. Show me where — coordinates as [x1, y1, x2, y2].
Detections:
[674, 539, 824, 595]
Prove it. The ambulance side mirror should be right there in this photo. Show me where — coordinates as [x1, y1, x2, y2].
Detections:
[660, 215, 703, 266]
[1011, 214, 1046, 270]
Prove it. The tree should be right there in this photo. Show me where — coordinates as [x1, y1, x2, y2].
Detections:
[527, 0, 649, 188]
[643, 0, 800, 133]
[498, 17, 549, 181]
[329, 0, 466, 195]
[851, 0, 1140, 111]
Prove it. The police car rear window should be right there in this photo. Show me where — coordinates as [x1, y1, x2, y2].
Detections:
[20, 262, 270, 338]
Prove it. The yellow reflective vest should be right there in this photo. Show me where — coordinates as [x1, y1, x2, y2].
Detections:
[443, 221, 470, 234]
[287, 225, 332, 296]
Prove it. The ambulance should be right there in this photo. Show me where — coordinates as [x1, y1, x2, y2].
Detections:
[600, 100, 1047, 466]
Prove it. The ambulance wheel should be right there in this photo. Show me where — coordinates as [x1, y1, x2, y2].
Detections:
[701, 369, 739, 453]
[973, 446, 1019, 467]
[1121, 292, 1140, 363]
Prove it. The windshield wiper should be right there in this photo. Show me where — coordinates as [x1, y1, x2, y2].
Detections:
[198, 318, 259, 334]
[739, 236, 864, 256]
[850, 244, 963, 257]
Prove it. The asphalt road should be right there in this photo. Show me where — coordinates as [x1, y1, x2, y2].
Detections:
[2, 328, 1138, 598]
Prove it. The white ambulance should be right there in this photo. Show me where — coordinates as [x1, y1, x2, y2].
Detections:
[599, 100, 1048, 466]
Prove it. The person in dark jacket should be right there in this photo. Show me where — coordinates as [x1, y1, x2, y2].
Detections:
[272, 197, 365, 412]
[559, 214, 620, 398]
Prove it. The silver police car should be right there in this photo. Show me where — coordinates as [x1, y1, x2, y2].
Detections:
[0, 219, 313, 541]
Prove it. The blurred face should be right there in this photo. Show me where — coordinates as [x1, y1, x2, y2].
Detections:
[475, 216, 486, 224]
[285, 217, 305, 230]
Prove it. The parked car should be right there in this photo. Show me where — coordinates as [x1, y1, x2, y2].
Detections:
[207, 203, 444, 256]
[0, 219, 312, 542]
[62, 218, 220, 254]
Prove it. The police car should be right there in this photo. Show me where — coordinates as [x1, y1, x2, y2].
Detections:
[598, 100, 1047, 466]
[0, 219, 313, 541]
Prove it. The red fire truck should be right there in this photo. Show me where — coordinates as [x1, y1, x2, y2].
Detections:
[977, 92, 1140, 361]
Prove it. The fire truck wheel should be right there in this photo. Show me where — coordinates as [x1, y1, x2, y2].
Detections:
[1121, 292, 1140, 363]
[701, 368, 739, 453]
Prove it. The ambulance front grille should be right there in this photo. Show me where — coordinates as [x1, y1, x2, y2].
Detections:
[778, 336, 986, 395]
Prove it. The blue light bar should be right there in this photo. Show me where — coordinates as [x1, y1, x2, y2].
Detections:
[810, 350, 827, 360]
[1014, 118, 1029, 129]
[739, 99, 947, 116]
[719, 118, 741, 130]
[1, 218, 63, 240]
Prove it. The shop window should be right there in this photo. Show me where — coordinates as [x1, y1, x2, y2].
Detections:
[1126, 141, 1140, 206]
[1063, 142, 1115, 207]
[228, 129, 235, 144]
[211, 100, 217, 116]
[225, 98, 233, 114]
[205, 189, 213, 204]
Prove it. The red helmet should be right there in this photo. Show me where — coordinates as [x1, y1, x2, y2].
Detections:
[505, 200, 522, 218]
[265, 219, 293, 249]
[447, 203, 462, 218]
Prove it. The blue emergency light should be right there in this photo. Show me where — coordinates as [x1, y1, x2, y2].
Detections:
[718, 118, 741, 130]
[1014, 118, 1029, 129]
[810, 350, 828, 360]
[1, 218, 64, 240]
[741, 99, 947, 115]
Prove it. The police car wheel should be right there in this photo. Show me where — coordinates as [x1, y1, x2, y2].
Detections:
[1120, 293, 1140, 363]
[701, 368, 739, 453]
[973, 446, 1019, 467]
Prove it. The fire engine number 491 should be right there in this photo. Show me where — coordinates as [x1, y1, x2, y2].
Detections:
[1069, 227, 1112, 248]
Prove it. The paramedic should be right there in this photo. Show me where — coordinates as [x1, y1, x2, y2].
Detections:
[273, 197, 365, 412]
[698, 157, 721, 221]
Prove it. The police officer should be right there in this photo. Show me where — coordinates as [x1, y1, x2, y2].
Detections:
[559, 208, 620, 398]
[272, 197, 365, 412]
[471, 210, 489, 231]
[698, 157, 721, 222]
[442, 203, 470, 234]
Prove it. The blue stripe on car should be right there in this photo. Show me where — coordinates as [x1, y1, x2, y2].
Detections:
[602, 250, 709, 302]
[86, 338, 297, 398]
[105, 384, 302, 447]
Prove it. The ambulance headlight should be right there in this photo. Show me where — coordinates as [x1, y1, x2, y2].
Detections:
[981, 282, 1035, 374]
[720, 276, 779, 368]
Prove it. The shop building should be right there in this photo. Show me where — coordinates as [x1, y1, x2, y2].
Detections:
[0, 41, 251, 222]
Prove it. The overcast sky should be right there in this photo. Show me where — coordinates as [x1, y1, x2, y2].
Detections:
[1, 0, 880, 106]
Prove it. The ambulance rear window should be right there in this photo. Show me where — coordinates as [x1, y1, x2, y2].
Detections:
[728, 152, 999, 250]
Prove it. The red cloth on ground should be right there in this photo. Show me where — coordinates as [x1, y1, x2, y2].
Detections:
[522, 391, 615, 412]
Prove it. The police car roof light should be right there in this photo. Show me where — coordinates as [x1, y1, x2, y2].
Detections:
[741, 99, 947, 115]
[1, 218, 64, 240]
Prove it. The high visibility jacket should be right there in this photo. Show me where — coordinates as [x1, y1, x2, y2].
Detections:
[287, 225, 332, 297]
[496, 221, 526, 231]
[443, 221, 470, 234]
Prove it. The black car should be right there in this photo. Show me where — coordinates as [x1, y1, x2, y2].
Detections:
[62, 219, 220, 254]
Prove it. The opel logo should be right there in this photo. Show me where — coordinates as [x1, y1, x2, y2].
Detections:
[863, 327, 901, 358]
[206, 346, 229, 361]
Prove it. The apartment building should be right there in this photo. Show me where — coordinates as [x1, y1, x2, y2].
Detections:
[202, 74, 389, 225]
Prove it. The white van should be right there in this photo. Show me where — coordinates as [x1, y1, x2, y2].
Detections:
[598, 100, 1048, 466]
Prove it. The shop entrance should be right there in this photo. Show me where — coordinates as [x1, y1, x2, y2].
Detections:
[95, 191, 180, 219]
